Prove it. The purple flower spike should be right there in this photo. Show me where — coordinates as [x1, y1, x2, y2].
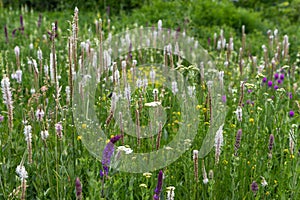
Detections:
[269, 134, 274, 151]
[110, 134, 123, 144]
[75, 177, 82, 199]
[280, 74, 284, 80]
[274, 73, 279, 80]
[153, 170, 163, 199]
[234, 129, 242, 156]
[251, 181, 259, 194]
[288, 92, 292, 99]
[4, 25, 8, 43]
[268, 81, 272, 87]
[274, 85, 278, 90]
[222, 95, 226, 103]
[277, 79, 282, 84]
[101, 135, 123, 176]
[0, 115, 4, 122]
[248, 89, 252, 93]
[262, 77, 267, 83]
[289, 110, 294, 118]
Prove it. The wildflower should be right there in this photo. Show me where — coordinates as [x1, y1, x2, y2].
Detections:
[65, 86, 70, 103]
[143, 172, 152, 178]
[166, 186, 175, 200]
[1, 76, 13, 130]
[171, 81, 178, 94]
[222, 95, 226, 103]
[75, 177, 82, 200]
[202, 160, 208, 184]
[36, 107, 44, 121]
[16, 165, 28, 180]
[102, 135, 123, 176]
[274, 73, 279, 80]
[37, 48, 43, 60]
[150, 68, 156, 83]
[140, 184, 147, 188]
[117, 146, 133, 154]
[0, 115, 4, 122]
[289, 110, 294, 117]
[277, 79, 282, 84]
[268, 134, 274, 158]
[14, 46, 20, 57]
[274, 85, 279, 90]
[40, 130, 49, 140]
[251, 181, 259, 195]
[262, 77, 267, 83]
[55, 122, 63, 138]
[261, 176, 268, 187]
[235, 106, 242, 122]
[249, 118, 254, 124]
[11, 69, 23, 83]
[234, 129, 242, 156]
[158, 19, 162, 31]
[280, 74, 284, 80]
[214, 124, 224, 164]
[268, 81, 273, 87]
[145, 101, 161, 107]
[193, 150, 199, 182]
[153, 170, 163, 200]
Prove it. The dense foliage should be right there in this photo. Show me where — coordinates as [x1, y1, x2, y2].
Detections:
[0, 0, 300, 199]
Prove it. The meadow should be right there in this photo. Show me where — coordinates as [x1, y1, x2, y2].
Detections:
[0, 0, 300, 199]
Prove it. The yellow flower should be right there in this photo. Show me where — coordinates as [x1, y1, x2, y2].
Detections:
[82, 124, 87, 129]
[201, 84, 206, 90]
[230, 124, 236, 128]
[274, 180, 278, 185]
[77, 135, 82, 141]
[290, 154, 295, 159]
[177, 112, 181, 116]
[106, 139, 110, 144]
[196, 105, 202, 110]
[223, 160, 228, 165]
[110, 135, 115, 138]
[266, 191, 270, 196]
[202, 108, 207, 113]
[247, 161, 250, 165]
[249, 118, 254, 124]
[174, 120, 179, 124]
[204, 122, 210, 125]
[252, 165, 256, 170]
[283, 149, 289, 153]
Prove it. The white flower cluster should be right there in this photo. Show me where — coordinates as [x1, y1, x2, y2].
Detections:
[24, 125, 32, 142]
[16, 165, 28, 180]
[117, 146, 133, 154]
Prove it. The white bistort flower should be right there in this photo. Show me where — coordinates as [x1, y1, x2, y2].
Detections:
[16, 165, 28, 180]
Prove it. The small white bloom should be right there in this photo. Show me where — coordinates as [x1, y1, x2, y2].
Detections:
[203, 178, 209, 184]
[16, 165, 28, 180]
[30, 88, 35, 94]
[145, 101, 161, 107]
[261, 176, 268, 187]
[235, 106, 242, 122]
[36, 108, 44, 121]
[29, 43, 34, 50]
[41, 130, 49, 140]
[24, 125, 32, 142]
[14, 46, 20, 57]
[171, 81, 178, 94]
